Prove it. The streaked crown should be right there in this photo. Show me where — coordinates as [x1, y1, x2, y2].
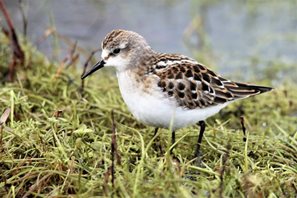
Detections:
[100, 29, 153, 71]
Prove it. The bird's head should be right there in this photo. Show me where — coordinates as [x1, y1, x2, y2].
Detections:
[82, 29, 152, 79]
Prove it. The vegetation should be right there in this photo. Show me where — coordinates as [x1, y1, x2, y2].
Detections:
[0, 32, 296, 197]
[0, 0, 297, 196]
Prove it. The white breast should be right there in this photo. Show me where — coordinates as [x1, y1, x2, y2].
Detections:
[117, 71, 230, 130]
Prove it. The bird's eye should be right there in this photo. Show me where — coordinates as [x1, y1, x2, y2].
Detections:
[113, 48, 121, 54]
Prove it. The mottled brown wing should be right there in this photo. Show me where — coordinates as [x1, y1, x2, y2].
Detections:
[152, 55, 272, 109]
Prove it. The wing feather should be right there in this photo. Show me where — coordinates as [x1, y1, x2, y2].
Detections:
[149, 54, 272, 109]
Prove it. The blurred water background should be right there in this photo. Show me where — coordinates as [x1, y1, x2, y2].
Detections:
[6, 0, 297, 81]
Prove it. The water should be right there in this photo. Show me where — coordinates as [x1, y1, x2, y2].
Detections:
[6, 0, 297, 76]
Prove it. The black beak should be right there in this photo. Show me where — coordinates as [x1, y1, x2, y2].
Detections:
[81, 60, 106, 79]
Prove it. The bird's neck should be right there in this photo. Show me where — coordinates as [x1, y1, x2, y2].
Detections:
[118, 48, 157, 73]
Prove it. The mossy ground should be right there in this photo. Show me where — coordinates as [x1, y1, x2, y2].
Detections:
[0, 35, 297, 197]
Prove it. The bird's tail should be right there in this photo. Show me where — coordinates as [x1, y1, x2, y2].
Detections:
[224, 82, 273, 99]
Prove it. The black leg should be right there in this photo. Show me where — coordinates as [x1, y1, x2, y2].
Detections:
[154, 127, 159, 137]
[170, 130, 176, 154]
[240, 116, 247, 142]
[152, 128, 163, 155]
[195, 121, 206, 160]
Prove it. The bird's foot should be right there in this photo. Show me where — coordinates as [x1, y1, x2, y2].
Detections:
[193, 150, 204, 167]
[152, 141, 164, 156]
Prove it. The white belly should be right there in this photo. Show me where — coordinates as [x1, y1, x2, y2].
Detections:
[117, 71, 229, 130]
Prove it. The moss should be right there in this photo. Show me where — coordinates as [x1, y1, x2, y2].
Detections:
[0, 35, 296, 197]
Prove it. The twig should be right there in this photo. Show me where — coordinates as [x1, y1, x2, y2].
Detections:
[0, 20, 9, 36]
[0, 108, 11, 151]
[65, 41, 79, 69]
[240, 116, 247, 142]
[111, 110, 116, 188]
[219, 143, 231, 198]
[110, 110, 122, 193]
[36, 27, 56, 46]
[0, 108, 10, 125]
[80, 48, 100, 95]
[22, 173, 52, 198]
[103, 166, 112, 196]
[18, 0, 27, 37]
[0, 0, 25, 81]
[102, 111, 121, 196]
[55, 41, 78, 78]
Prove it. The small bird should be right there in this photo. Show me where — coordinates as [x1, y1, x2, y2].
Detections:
[82, 29, 272, 160]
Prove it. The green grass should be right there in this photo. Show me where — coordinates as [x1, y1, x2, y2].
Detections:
[0, 36, 297, 197]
